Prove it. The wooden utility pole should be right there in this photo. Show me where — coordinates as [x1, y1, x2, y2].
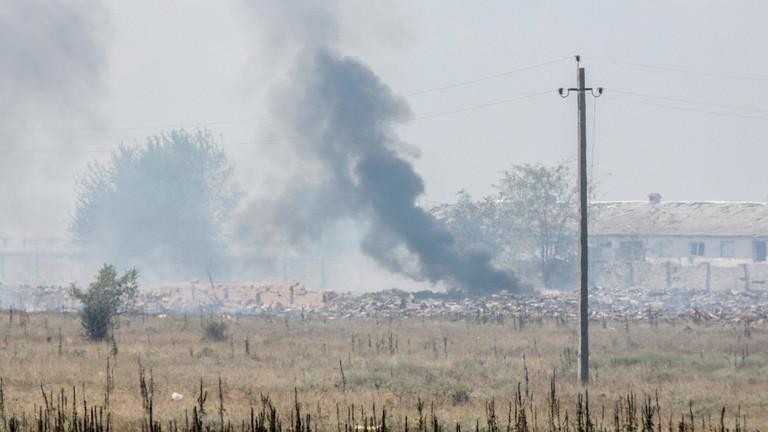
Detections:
[559, 56, 601, 385]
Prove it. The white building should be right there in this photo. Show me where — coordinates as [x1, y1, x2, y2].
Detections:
[590, 201, 768, 264]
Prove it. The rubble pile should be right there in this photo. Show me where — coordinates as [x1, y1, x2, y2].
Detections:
[5, 281, 768, 323]
[589, 285, 768, 323]
[320, 290, 578, 321]
[137, 281, 325, 314]
[319, 286, 768, 323]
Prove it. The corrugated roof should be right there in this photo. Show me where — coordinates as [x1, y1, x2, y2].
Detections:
[591, 201, 768, 237]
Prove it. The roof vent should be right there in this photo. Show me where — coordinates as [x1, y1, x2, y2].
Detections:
[648, 192, 662, 205]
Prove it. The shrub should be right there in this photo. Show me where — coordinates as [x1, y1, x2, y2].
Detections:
[70, 264, 138, 341]
[451, 388, 471, 405]
[203, 320, 228, 341]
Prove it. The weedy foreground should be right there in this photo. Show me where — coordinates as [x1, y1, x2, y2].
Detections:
[0, 310, 764, 430]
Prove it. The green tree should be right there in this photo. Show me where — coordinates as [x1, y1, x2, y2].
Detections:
[72, 129, 241, 277]
[441, 190, 502, 255]
[494, 163, 577, 289]
[441, 163, 578, 289]
[70, 264, 139, 341]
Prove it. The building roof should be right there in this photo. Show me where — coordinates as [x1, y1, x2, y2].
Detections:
[591, 201, 768, 237]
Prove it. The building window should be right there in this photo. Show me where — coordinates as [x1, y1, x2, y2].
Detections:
[720, 241, 735, 258]
[755, 241, 767, 262]
[690, 242, 705, 257]
[618, 241, 644, 261]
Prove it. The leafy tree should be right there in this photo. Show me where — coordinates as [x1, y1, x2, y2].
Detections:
[493, 163, 577, 288]
[70, 264, 138, 341]
[72, 129, 241, 277]
[441, 190, 501, 255]
[441, 163, 577, 289]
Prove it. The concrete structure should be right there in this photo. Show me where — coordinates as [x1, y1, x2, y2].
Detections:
[590, 201, 768, 264]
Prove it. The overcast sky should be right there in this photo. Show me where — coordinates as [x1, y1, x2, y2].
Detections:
[5, 0, 768, 238]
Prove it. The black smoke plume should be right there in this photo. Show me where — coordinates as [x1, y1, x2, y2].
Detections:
[248, 49, 519, 295]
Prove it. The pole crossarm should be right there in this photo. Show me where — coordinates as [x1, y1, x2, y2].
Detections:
[558, 87, 604, 98]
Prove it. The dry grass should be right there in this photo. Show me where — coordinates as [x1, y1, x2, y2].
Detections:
[0, 310, 765, 429]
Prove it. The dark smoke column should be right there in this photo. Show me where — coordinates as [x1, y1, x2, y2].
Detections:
[270, 50, 519, 295]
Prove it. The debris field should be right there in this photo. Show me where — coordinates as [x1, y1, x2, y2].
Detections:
[6, 280, 768, 324]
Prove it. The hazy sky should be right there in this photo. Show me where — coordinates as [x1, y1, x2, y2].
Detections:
[6, 1, 768, 238]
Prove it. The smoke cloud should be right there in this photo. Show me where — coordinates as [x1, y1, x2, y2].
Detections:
[0, 0, 110, 237]
[0, 0, 108, 126]
[240, 1, 518, 294]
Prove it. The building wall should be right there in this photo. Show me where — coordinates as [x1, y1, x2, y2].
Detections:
[590, 260, 768, 291]
[591, 235, 767, 262]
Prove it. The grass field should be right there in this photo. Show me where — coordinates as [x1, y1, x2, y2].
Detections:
[0, 310, 764, 430]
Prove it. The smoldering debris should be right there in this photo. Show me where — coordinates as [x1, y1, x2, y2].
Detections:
[318, 286, 768, 323]
[10, 282, 768, 324]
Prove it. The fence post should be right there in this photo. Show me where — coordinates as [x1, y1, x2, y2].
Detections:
[743, 264, 750, 291]
[705, 262, 711, 291]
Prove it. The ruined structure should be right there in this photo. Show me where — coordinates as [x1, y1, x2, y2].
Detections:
[591, 200, 768, 263]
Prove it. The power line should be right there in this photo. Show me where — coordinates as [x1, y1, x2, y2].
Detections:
[609, 88, 768, 113]
[0, 89, 557, 154]
[0, 116, 277, 134]
[587, 56, 768, 82]
[4, 56, 767, 134]
[0, 149, 112, 154]
[605, 95, 768, 122]
[405, 56, 571, 96]
[409, 89, 555, 121]
[0, 138, 291, 154]
[0, 57, 569, 134]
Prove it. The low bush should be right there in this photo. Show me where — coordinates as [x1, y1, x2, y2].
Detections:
[203, 320, 228, 341]
[69, 264, 138, 341]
